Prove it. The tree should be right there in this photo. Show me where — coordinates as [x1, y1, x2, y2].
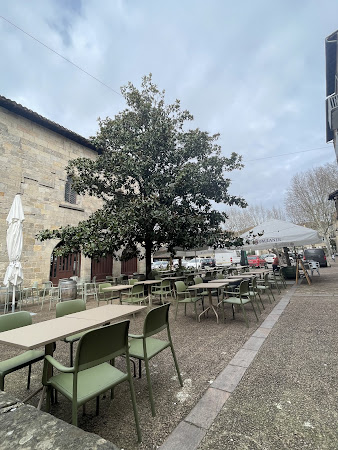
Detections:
[38, 75, 246, 276]
[284, 163, 338, 255]
[223, 204, 286, 233]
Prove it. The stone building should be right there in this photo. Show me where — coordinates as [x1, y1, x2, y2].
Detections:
[0, 96, 141, 288]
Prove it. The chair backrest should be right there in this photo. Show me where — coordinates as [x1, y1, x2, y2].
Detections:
[143, 303, 170, 338]
[0, 311, 32, 332]
[161, 279, 171, 288]
[194, 276, 203, 285]
[76, 320, 130, 372]
[175, 281, 187, 293]
[239, 280, 249, 296]
[131, 283, 144, 295]
[43, 281, 53, 289]
[99, 282, 112, 293]
[216, 273, 224, 279]
[129, 278, 138, 285]
[251, 276, 257, 288]
[264, 273, 270, 285]
[56, 299, 86, 318]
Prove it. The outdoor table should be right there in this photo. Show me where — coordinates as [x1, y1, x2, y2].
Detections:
[0, 304, 146, 409]
[248, 270, 269, 278]
[188, 281, 229, 324]
[102, 283, 133, 303]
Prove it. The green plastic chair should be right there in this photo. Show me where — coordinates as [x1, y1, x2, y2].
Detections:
[174, 281, 202, 321]
[43, 320, 141, 441]
[121, 284, 149, 305]
[256, 273, 275, 303]
[0, 311, 45, 391]
[128, 303, 183, 416]
[249, 276, 265, 312]
[151, 279, 171, 304]
[274, 268, 287, 289]
[56, 299, 86, 366]
[219, 280, 258, 327]
[128, 278, 138, 285]
[98, 282, 119, 305]
[268, 271, 282, 293]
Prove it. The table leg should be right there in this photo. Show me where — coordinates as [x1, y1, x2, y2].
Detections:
[37, 341, 54, 411]
[198, 290, 219, 324]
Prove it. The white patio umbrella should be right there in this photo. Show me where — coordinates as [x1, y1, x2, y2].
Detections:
[3, 194, 25, 312]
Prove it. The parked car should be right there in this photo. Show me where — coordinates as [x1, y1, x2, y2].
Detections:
[304, 248, 327, 267]
[185, 258, 203, 269]
[201, 258, 216, 268]
[151, 260, 169, 270]
[263, 253, 276, 264]
[247, 255, 266, 268]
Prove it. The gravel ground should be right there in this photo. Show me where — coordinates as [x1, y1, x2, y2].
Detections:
[198, 264, 338, 450]
[1, 282, 285, 449]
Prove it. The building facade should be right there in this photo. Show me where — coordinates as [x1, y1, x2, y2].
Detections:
[0, 96, 142, 288]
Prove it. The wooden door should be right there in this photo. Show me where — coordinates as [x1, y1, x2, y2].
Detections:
[121, 256, 138, 276]
[50, 252, 81, 285]
[91, 255, 113, 281]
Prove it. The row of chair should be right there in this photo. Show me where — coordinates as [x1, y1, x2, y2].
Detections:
[0, 303, 182, 443]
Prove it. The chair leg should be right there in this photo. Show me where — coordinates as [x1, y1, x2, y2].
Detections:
[270, 288, 276, 301]
[46, 386, 52, 412]
[138, 359, 142, 378]
[70, 342, 74, 367]
[128, 375, 142, 443]
[240, 304, 249, 328]
[257, 290, 265, 309]
[170, 345, 183, 386]
[96, 395, 100, 415]
[251, 301, 259, 321]
[144, 356, 156, 417]
[72, 401, 78, 426]
[0, 376, 4, 391]
[27, 364, 32, 390]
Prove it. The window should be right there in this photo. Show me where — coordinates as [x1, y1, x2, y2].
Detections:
[65, 176, 77, 204]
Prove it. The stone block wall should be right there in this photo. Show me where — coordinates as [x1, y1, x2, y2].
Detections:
[0, 106, 124, 286]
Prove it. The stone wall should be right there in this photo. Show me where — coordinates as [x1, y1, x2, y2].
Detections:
[0, 105, 125, 286]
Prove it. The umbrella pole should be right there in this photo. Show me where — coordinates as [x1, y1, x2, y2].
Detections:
[12, 285, 15, 313]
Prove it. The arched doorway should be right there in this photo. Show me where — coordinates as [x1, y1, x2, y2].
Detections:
[50, 244, 81, 285]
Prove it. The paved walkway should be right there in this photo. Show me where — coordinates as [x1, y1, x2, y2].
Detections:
[160, 264, 338, 450]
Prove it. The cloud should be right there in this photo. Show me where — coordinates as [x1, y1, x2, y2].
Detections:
[0, 0, 337, 211]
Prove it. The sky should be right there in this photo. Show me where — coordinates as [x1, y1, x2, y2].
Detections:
[1, 0, 337, 211]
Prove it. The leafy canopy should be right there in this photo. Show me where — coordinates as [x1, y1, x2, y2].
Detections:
[38, 75, 246, 262]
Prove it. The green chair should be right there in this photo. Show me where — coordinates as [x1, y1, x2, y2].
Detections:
[128, 278, 138, 285]
[128, 303, 183, 416]
[0, 311, 45, 391]
[43, 320, 141, 441]
[256, 273, 275, 303]
[249, 276, 265, 312]
[274, 268, 287, 289]
[193, 276, 216, 306]
[121, 284, 149, 305]
[98, 282, 119, 305]
[56, 300, 87, 366]
[219, 280, 258, 328]
[268, 271, 281, 293]
[151, 279, 171, 304]
[174, 281, 202, 321]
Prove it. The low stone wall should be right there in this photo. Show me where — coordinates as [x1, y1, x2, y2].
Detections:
[0, 391, 119, 449]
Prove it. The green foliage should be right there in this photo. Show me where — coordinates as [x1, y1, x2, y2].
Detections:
[37, 75, 246, 272]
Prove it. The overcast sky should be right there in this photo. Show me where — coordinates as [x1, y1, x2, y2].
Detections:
[1, 0, 337, 210]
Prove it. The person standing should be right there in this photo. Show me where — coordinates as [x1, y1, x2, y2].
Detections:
[272, 254, 279, 271]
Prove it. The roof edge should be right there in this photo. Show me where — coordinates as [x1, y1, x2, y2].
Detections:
[0, 95, 100, 153]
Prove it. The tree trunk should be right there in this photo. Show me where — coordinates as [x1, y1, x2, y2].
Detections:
[283, 247, 291, 266]
[145, 239, 152, 279]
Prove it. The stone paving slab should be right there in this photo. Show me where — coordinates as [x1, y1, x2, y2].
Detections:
[159, 281, 299, 450]
[185, 387, 230, 429]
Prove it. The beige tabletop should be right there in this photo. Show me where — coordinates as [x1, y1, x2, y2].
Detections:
[134, 280, 161, 285]
[102, 284, 132, 292]
[188, 282, 229, 289]
[208, 278, 242, 283]
[0, 305, 146, 351]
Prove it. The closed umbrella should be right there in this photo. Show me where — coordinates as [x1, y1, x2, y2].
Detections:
[240, 249, 248, 266]
[3, 194, 24, 312]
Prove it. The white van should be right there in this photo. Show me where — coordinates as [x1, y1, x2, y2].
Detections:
[214, 250, 241, 266]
